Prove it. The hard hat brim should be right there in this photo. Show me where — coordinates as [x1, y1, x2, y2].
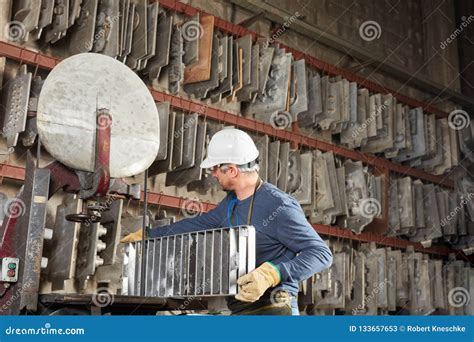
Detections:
[200, 157, 217, 169]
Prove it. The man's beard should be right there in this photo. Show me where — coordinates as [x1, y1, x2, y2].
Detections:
[213, 177, 231, 192]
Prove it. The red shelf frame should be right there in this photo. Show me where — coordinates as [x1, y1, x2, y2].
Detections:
[0, 163, 26, 181]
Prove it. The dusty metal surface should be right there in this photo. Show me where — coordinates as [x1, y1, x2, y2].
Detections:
[3, 65, 31, 149]
[32, 0, 55, 40]
[246, 47, 291, 118]
[146, 11, 173, 82]
[165, 118, 205, 187]
[44, 0, 70, 43]
[37, 53, 160, 178]
[125, 0, 148, 70]
[183, 15, 214, 84]
[184, 32, 220, 99]
[48, 195, 83, 290]
[182, 13, 200, 66]
[123, 226, 256, 297]
[168, 24, 184, 95]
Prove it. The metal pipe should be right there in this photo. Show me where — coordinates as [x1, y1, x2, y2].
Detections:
[140, 169, 149, 296]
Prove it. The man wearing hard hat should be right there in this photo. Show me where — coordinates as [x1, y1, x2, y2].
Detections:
[125, 128, 333, 315]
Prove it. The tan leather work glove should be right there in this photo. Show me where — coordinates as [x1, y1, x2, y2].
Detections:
[235, 262, 281, 302]
[120, 229, 143, 243]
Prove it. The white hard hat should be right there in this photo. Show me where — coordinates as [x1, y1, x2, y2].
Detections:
[200, 128, 259, 168]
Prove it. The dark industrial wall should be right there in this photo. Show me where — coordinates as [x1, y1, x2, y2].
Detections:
[186, 0, 469, 113]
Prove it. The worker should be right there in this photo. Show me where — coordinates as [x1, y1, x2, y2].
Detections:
[123, 128, 332, 315]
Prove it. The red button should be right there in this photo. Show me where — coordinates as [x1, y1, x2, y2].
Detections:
[7, 270, 15, 277]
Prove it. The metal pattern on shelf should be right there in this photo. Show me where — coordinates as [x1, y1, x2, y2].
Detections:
[156, 0, 449, 118]
[0, 163, 468, 260]
[150, 90, 454, 188]
[0, 41, 453, 188]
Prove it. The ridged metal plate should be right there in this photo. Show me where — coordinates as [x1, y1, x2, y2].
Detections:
[123, 225, 256, 297]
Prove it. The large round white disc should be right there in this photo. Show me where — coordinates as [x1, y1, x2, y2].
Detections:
[37, 53, 159, 178]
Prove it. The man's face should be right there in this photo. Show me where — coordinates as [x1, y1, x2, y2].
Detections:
[210, 164, 238, 191]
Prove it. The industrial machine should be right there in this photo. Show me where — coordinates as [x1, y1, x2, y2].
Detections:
[0, 52, 163, 315]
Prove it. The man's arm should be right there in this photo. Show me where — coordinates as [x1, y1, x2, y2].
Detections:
[273, 198, 333, 283]
[148, 195, 230, 238]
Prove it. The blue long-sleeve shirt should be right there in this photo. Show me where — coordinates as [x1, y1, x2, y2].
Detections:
[148, 182, 333, 295]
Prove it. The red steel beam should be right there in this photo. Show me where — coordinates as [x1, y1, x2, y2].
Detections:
[313, 224, 466, 259]
[0, 163, 26, 181]
[0, 42, 60, 69]
[145, 191, 217, 213]
[157, 0, 448, 118]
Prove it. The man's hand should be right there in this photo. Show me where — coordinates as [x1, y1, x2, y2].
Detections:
[235, 262, 281, 302]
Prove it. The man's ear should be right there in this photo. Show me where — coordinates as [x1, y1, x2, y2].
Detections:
[228, 165, 239, 178]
